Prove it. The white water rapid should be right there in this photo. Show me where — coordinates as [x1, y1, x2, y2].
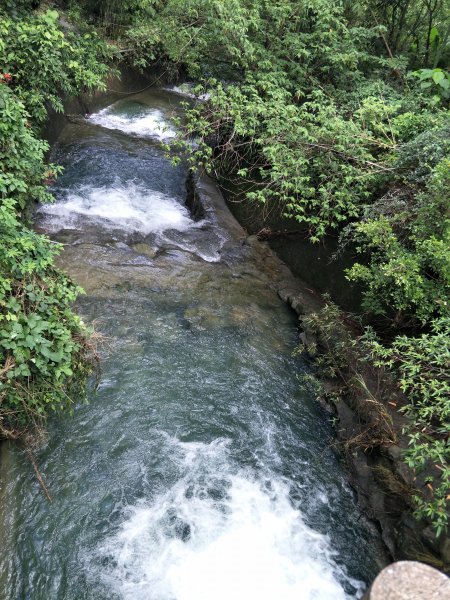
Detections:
[0, 91, 381, 600]
[39, 182, 193, 235]
[95, 438, 364, 600]
[89, 105, 177, 140]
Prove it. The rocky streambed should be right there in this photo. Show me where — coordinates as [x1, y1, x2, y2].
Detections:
[0, 87, 386, 599]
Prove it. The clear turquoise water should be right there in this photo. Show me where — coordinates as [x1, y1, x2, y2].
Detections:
[0, 89, 382, 600]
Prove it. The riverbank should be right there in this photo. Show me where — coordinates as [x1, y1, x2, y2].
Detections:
[8, 67, 448, 572]
[202, 181, 450, 572]
[187, 169, 440, 568]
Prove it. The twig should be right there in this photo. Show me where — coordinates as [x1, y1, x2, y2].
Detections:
[369, 7, 395, 60]
[25, 449, 52, 503]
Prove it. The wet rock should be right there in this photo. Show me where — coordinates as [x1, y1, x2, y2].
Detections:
[173, 519, 191, 542]
[422, 526, 442, 555]
[131, 242, 159, 258]
[386, 445, 415, 487]
[228, 305, 251, 327]
[299, 332, 308, 346]
[183, 306, 222, 331]
[244, 234, 260, 248]
[290, 295, 305, 314]
[441, 537, 450, 565]
[277, 287, 295, 304]
[185, 170, 206, 221]
[220, 239, 248, 262]
[166, 512, 192, 543]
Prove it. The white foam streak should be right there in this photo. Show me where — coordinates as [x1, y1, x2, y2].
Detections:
[165, 84, 211, 101]
[89, 107, 177, 140]
[39, 183, 193, 235]
[96, 439, 363, 600]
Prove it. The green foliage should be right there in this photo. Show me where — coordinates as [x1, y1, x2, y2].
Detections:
[155, 1, 394, 240]
[347, 156, 450, 324]
[0, 199, 94, 436]
[411, 68, 450, 102]
[0, 8, 114, 122]
[0, 85, 57, 213]
[178, 84, 385, 241]
[0, 5, 110, 438]
[364, 319, 450, 536]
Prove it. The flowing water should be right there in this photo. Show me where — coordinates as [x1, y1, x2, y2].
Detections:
[0, 89, 383, 600]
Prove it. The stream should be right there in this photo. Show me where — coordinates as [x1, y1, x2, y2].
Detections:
[0, 88, 383, 600]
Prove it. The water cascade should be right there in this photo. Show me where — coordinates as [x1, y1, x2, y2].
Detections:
[0, 88, 382, 599]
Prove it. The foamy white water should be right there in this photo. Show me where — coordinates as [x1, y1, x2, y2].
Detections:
[164, 84, 210, 101]
[89, 106, 177, 140]
[96, 439, 364, 600]
[38, 182, 193, 234]
[0, 89, 380, 600]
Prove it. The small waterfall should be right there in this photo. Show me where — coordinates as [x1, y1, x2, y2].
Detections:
[89, 103, 177, 140]
[39, 181, 194, 235]
[0, 89, 382, 600]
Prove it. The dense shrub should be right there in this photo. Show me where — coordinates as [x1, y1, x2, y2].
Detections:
[0, 8, 113, 123]
[361, 319, 450, 536]
[0, 198, 95, 437]
[0, 7, 111, 437]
